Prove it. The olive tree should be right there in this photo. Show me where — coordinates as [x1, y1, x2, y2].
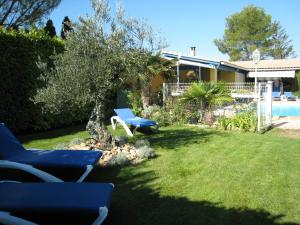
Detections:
[35, 0, 164, 148]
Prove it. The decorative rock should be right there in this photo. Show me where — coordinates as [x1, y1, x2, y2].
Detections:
[68, 139, 155, 167]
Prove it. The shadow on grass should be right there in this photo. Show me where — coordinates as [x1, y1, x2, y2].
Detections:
[88, 166, 298, 225]
[147, 127, 225, 150]
[18, 124, 87, 144]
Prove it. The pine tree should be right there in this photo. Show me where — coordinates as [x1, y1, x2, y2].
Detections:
[60, 16, 73, 39]
[214, 5, 295, 60]
[44, 19, 56, 38]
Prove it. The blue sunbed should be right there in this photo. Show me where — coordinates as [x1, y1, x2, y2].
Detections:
[111, 108, 158, 136]
[0, 123, 102, 182]
[284, 92, 298, 100]
[0, 182, 114, 225]
[272, 91, 281, 100]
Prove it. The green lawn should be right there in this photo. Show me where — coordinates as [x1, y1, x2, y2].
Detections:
[20, 125, 300, 225]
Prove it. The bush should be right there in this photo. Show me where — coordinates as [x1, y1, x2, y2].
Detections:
[217, 111, 258, 132]
[136, 146, 156, 159]
[0, 28, 64, 133]
[142, 100, 199, 127]
[127, 90, 143, 116]
[217, 117, 232, 130]
[107, 152, 130, 166]
[135, 139, 151, 148]
[135, 139, 156, 159]
[53, 142, 69, 150]
[69, 137, 85, 146]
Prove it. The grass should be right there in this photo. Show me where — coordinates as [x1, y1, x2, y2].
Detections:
[20, 125, 300, 225]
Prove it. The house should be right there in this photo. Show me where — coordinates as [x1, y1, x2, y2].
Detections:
[231, 59, 300, 92]
[161, 50, 249, 84]
[158, 49, 300, 95]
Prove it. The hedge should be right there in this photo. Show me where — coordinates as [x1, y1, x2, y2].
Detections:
[0, 29, 64, 133]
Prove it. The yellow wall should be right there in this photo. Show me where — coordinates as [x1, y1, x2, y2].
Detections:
[151, 74, 165, 94]
[179, 69, 198, 82]
[219, 71, 236, 82]
[201, 68, 211, 81]
[148, 69, 240, 95]
[209, 69, 217, 81]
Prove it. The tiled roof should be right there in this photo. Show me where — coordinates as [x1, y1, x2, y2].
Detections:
[230, 58, 300, 71]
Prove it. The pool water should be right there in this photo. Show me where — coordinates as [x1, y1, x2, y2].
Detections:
[272, 104, 300, 116]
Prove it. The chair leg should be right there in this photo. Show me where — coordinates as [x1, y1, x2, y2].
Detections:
[111, 116, 133, 136]
[77, 165, 93, 182]
[92, 207, 109, 225]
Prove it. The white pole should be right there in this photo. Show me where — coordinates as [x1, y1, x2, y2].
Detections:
[255, 66, 258, 93]
[267, 81, 273, 126]
[176, 62, 180, 87]
[257, 83, 261, 132]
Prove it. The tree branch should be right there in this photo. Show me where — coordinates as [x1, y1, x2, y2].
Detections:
[0, 0, 16, 25]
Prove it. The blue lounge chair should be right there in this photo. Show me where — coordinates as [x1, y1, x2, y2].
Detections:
[284, 92, 298, 101]
[0, 123, 102, 182]
[111, 108, 158, 136]
[272, 91, 281, 100]
[0, 182, 114, 225]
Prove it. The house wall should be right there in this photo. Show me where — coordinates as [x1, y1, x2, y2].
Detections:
[201, 68, 211, 81]
[209, 69, 215, 81]
[149, 68, 248, 96]
[218, 71, 236, 82]
[179, 69, 198, 82]
[151, 74, 165, 94]
[235, 72, 245, 82]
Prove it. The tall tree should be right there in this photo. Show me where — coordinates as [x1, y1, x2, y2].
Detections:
[44, 19, 56, 37]
[60, 16, 72, 39]
[0, 0, 61, 28]
[214, 5, 295, 61]
[269, 22, 295, 59]
[35, 0, 164, 147]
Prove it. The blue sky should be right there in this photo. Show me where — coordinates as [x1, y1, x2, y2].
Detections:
[49, 0, 300, 60]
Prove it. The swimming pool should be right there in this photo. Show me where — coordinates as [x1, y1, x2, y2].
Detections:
[272, 103, 300, 116]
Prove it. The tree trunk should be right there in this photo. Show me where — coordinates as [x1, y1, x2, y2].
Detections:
[203, 110, 214, 125]
[86, 95, 112, 149]
[141, 83, 151, 109]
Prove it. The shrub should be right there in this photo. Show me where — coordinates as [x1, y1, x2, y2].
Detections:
[135, 139, 151, 148]
[217, 111, 257, 132]
[54, 142, 69, 150]
[135, 139, 156, 159]
[127, 90, 143, 116]
[217, 117, 232, 130]
[142, 100, 195, 127]
[115, 136, 129, 146]
[0, 28, 64, 133]
[107, 152, 130, 166]
[69, 137, 85, 146]
[136, 146, 156, 159]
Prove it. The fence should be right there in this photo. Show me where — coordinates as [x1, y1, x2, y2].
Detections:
[162, 81, 273, 132]
[257, 82, 273, 132]
[163, 82, 256, 101]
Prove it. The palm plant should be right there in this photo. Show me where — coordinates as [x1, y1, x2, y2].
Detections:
[180, 82, 234, 125]
[139, 53, 177, 108]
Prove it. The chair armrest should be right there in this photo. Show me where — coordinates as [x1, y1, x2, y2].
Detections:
[0, 160, 63, 182]
[0, 211, 38, 225]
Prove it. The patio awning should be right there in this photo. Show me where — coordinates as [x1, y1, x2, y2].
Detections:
[248, 71, 295, 78]
[163, 56, 215, 69]
[177, 59, 215, 69]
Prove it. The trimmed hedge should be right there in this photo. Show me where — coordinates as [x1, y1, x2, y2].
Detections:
[0, 29, 64, 133]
